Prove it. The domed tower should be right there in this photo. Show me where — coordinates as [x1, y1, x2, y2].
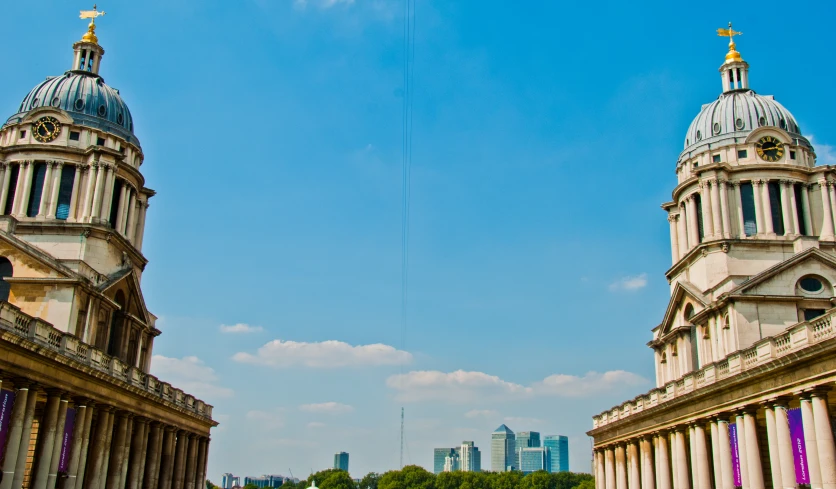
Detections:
[0, 9, 154, 356]
[654, 26, 836, 385]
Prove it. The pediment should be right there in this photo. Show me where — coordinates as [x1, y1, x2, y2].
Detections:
[729, 248, 836, 298]
[0, 231, 77, 280]
[655, 281, 709, 341]
[99, 268, 150, 325]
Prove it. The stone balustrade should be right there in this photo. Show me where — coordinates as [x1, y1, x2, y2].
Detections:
[0, 300, 213, 420]
[593, 308, 836, 429]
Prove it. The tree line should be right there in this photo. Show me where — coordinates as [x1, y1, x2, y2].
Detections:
[209, 466, 594, 489]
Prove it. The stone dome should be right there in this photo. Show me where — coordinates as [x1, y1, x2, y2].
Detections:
[4, 71, 138, 146]
[681, 89, 810, 160]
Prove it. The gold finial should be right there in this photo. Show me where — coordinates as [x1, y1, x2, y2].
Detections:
[717, 22, 743, 63]
[79, 4, 106, 44]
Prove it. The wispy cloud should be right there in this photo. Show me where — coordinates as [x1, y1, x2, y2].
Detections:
[219, 323, 263, 334]
[233, 339, 412, 368]
[464, 409, 498, 418]
[609, 273, 648, 292]
[150, 355, 233, 399]
[246, 409, 285, 430]
[307, 421, 326, 429]
[299, 402, 354, 415]
[809, 135, 836, 165]
[387, 369, 648, 403]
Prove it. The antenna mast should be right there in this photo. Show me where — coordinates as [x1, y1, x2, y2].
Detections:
[400, 407, 405, 468]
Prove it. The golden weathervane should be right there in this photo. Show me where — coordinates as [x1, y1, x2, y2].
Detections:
[79, 4, 106, 44]
[717, 22, 743, 63]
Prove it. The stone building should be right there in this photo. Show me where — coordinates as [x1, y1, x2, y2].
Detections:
[589, 28, 836, 489]
[0, 9, 216, 489]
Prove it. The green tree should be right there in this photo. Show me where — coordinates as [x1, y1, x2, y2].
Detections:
[379, 466, 435, 489]
[243, 484, 260, 489]
[488, 471, 523, 489]
[574, 480, 595, 489]
[520, 471, 555, 489]
[359, 472, 381, 489]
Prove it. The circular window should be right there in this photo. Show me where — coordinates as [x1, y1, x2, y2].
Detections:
[696, 130, 702, 141]
[74, 99, 85, 110]
[97, 105, 107, 117]
[759, 116, 767, 127]
[51, 97, 61, 107]
[779, 118, 787, 129]
[735, 118, 745, 130]
[799, 277, 824, 293]
[117, 113, 124, 125]
[713, 123, 721, 135]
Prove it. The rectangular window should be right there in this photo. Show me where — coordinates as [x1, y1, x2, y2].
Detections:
[96, 137, 105, 146]
[768, 181, 785, 235]
[695, 194, 705, 242]
[55, 166, 76, 220]
[713, 154, 722, 163]
[3, 165, 19, 215]
[804, 309, 826, 321]
[25, 163, 47, 218]
[740, 182, 757, 236]
[738, 149, 748, 159]
[69, 131, 80, 141]
[795, 184, 808, 236]
[108, 180, 123, 228]
[790, 150, 797, 160]
[19, 131, 26, 139]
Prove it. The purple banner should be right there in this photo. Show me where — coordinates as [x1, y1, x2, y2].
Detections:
[729, 423, 742, 487]
[0, 389, 16, 462]
[788, 408, 810, 484]
[58, 408, 76, 473]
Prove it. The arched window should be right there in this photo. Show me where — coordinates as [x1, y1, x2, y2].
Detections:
[660, 352, 667, 364]
[0, 258, 12, 302]
[683, 304, 695, 323]
[108, 290, 126, 357]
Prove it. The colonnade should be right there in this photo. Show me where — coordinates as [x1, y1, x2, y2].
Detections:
[669, 178, 821, 264]
[0, 380, 209, 489]
[594, 389, 836, 489]
[0, 160, 148, 248]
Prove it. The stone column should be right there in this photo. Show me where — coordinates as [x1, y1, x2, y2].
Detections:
[0, 384, 30, 489]
[12, 161, 32, 217]
[710, 421, 723, 489]
[828, 184, 836, 238]
[801, 395, 824, 489]
[122, 188, 134, 235]
[73, 401, 96, 489]
[753, 180, 766, 236]
[115, 183, 128, 232]
[184, 434, 198, 489]
[596, 450, 606, 489]
[761, 179, 776, 235]
[773, 400, 797, 489]
[127, 418, 148, 489]
[32, 390, 62, 489]
[135, 201, 148, 250]
[98, 409, 116, 489]
[65, 401, 90, 489]
[669, 215, 680, 264]
[126, 193, 138, 242]
[67, 165, 82, 222]
[734, 182, 746, 237]
[616, 444, 628, 489]
[85, 406, 113, 489]
[819, 180, 834, 240]
[688, 426, 699, 489]
[46, 396, 68, 489]
[656, 433, 671, 489]
[801, 184, 813, 235]
[811, 390, 836, 489]
[687, 196, 699, 246]
[12, 383, 39, 489]
[196, 438, 209, 489]
[82, 163, 99, 221]
[719, 179, 732, 238]
[744, 408, 766, 489]
[142, 423, 162, 489]
[694, 423, 711, 489]
[778, 180, 793, 235]
[158, 427, 176, 489]
[764, 403, 784, 489]
[640, 437, 654, 489]
[100, 165, 116, 223]
[701, 182, 715, 238]
[0, 162, 12, 214]
[677, 204, 689, 255]
[37, 161, 54, 218]
[670, 432, 679, 489]
[605, 447, 617, 489]
[674, 429, 690, 489]
[46, 162, 64, 219]
[710, 180, 722, 238]
[90, 162, 106, 221]
[118, 415, 135, 489]
[716, 417, 735, 489]
[788, 182, 801, 235]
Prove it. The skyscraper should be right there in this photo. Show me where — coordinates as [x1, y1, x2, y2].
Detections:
[515, 431, 541, 450]
[443, 452, 460, 472]
[460, 441, 482, 472]
[543, 435, 569, 472]
[334, 452, 349, 472]
[434, 448, 457, 474]
[491, 424, 516, 472]
[518, 447, 550, 474]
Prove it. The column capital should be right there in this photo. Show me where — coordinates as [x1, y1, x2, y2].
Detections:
[803, 385, 832, 399]
[668, 214, 678, 223]
[768, 396, 792, 409]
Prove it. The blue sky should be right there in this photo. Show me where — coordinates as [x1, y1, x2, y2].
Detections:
[4, 0, 836, 482]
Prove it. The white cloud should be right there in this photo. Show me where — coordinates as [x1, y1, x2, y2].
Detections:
[609, 273, 648, 291]
[232, 339, 412, 368]
[299, 402, 354, 415]
[246, 409, 285, 430]
[150, 355, 233, 400]
[386, 369, 649, 403]
[219, 323, 263, 334]
[464, 409, 498, 418]
[809, 135, 836, 165]
[307, 421, 326, 429]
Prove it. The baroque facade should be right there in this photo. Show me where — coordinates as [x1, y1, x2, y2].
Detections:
[588, 29, 836, 489]
[0, 10, 215, 489]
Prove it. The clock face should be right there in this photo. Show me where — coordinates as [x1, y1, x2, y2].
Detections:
[755, 136, 784, 162]
[32, 116, 62, 143]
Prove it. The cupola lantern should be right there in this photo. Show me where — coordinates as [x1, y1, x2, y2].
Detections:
[72, 5, 106, 74]
[717, 23, 749, 92]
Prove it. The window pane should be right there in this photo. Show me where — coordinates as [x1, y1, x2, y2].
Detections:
[26, 163, 47, 218]
[795, 184, 807, 235]
[768, 182, 785, 235]
[741, 183, 757, 236]
[804, 309, 826, 321]
[108, 180, 122, 228]
[55, 167, 76, 220]
[3, 165, 19, 215]
[695, 194, 705, 242]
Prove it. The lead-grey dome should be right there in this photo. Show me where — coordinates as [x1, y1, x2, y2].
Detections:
[4, 71, 138, 146]
[681, 89, 810, 161]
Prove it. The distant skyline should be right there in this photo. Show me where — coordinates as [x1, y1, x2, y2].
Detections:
[3, 0, 836, 481]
